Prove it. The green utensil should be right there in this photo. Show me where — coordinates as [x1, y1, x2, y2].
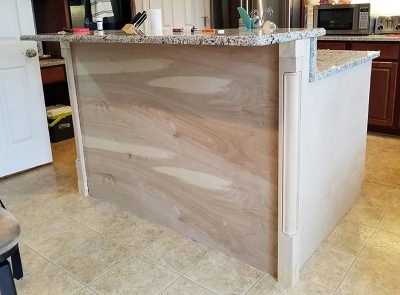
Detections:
[237, 7, 252, 30]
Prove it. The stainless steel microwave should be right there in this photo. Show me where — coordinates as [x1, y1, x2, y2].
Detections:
[313, 4, 372, 35]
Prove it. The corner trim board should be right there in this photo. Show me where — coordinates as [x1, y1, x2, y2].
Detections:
[60, 41, 89, 196]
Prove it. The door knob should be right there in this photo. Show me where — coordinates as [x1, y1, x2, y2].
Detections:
[25, 48, 37, 58]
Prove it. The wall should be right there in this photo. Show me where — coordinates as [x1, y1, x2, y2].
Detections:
[351, 0, 400, 16]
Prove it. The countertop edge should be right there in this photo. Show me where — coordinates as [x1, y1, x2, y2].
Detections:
[319, 35, 400, 42]
[312, 50, 380, 82]
[20, 28, 326, 47]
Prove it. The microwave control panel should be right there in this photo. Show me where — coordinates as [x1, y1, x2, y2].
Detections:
[359, 7, 370, 29]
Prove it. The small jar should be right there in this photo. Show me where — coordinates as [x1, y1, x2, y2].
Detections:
[96, 17, 103, 31]
[238, 19, 247, 31]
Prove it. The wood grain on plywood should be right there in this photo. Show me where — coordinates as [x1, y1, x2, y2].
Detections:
[71, 43, 279, 274]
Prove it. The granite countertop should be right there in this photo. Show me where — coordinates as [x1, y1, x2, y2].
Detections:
[21, 28, 326, 47]
[23, 29, 379, 82]
[39, 58, 65, 68]
[314, 50, 380, 81]
[319, 34, 400, 42]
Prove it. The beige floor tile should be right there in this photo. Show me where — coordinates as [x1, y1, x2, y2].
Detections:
[383, 136, 400, 152]
[15, 262, 84, 295]
[161, 277, 215, 295]
[141, 231, 210, 273]
[103, 216, 165, 252]
[248, 274, 335, 295]
[55, 196, 128, 233]
[360, 229, 400, 268]
[365, 150, 400, 186]
[36, 191, 84, 211]
[366, 134, 388, 156]
[21, 210, 98, 260]
[345, 181, 399, 227]
[301, 243, 355, 290]
[0, 181, 23, 198]
[74, 288, 98, 295]
[90, 254, 179, 295]
[338, 258, 400, 295]
[379, 193, 400, 235]
[325, 219, 374, 255]
[184, 251, 263, 295]
[19, 242, 49, 276]
[4, 164, 78, 195]
[55, 236, 132, 284]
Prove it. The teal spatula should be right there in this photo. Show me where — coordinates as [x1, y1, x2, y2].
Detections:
[237, 7, 252, 30]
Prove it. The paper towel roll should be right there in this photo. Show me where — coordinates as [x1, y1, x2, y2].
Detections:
[148, 9, 163, 36]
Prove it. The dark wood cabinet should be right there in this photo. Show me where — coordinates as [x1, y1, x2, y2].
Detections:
[368, 62, 398, 127]
[350, 43, 400, 60]
[318, 42, 346, 50]
[318, 40, 400, 135]
[32, 0, 71, 57]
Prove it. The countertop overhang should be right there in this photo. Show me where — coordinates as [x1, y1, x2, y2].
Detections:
[21, 28, 379, 82]
[319, 34, 400, 42]
[21, 28, 326, 47]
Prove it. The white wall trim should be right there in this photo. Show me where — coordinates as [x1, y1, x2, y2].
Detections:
[60, 41, 89, 197]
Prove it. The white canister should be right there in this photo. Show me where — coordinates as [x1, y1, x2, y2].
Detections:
[96, 17, 104, 31]
[148, 9, 163, 36]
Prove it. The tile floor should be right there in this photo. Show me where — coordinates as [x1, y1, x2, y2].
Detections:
[0, 134, 399, 295]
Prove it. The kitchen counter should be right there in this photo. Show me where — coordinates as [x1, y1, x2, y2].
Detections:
[22, 28, 326, 46]
[22, 28, 377, 288]
[22, 29, 377, 82]
[319, 34, 400, 42]
[315, 50, 379, 81]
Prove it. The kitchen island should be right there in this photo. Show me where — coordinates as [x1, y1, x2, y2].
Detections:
[22, 28, 378, 287]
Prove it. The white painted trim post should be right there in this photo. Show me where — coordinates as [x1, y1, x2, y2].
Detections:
[277, 40, 306, 287]
[60, 41, 89, 197]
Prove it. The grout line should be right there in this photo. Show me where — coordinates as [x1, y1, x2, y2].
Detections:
[181, 249, 215, 276]
[46, 260, 88, 287]
[244, 272, 266, 295]
[136, 252, 181, 276]
[49, 198, 129, 235]
[72, 286, 87, 295]
[334, 253, 358, 292]
[375, 188, 400, 228]
[157, 275, 182, 295]
[180, 277, 219, 295]
[85, 286, 101, 295]
[86, 254, 135, 287]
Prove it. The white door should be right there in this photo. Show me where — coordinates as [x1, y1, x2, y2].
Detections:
[0, 0, 52, 177]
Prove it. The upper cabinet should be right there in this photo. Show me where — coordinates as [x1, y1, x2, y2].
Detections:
[135, 0, 210, 31]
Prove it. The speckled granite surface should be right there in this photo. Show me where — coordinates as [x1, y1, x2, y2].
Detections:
[21, 28, 326, 47]
[319, 35, 400, 42]
[39, 58, 65, 68]
[313, 50, 380, 81]
[23, 29, 379, 82]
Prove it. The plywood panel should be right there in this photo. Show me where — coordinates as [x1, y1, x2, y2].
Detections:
[71, 43, 279, 274]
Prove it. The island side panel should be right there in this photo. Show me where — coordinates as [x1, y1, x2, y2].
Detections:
[299, 62, 372, 265]
[71, 43, 279, 273]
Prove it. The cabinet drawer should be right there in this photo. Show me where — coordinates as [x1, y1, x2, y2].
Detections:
[350, 43, 400, 60]
[41, 65, 66, 85]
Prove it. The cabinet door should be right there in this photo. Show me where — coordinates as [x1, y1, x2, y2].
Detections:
[368, 61, 398, 127]
[317, 42, 346, 50]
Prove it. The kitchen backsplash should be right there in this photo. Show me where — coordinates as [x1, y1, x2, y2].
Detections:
[351, 0, 400, 16]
